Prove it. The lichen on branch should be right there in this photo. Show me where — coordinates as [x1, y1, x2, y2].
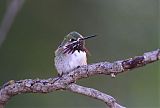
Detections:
[0, 49, 159, 108]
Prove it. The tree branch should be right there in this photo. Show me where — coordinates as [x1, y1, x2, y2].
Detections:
[0, 0, 25, 47]
[67, 83, 125, 108]
[0, 49, 159, 108]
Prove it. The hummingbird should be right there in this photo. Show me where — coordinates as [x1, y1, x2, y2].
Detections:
[54, 31, 96, 76]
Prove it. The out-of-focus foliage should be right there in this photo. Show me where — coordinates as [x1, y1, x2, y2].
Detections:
[0, 0, 159, 108]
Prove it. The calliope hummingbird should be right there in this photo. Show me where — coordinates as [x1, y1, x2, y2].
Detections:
[54, 31, 96, 76]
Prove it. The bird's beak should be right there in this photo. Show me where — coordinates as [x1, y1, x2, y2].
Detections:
[82, 35, 97, 40]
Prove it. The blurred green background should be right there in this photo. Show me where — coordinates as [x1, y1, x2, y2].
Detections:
[0, 0, 159, 108]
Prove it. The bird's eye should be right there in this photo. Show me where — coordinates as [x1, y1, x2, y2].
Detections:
[70, 39, 76, 42]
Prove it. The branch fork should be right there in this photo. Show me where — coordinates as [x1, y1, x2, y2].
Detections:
[0, 49, 159, 108]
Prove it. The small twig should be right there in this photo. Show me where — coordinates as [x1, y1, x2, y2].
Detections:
[0, 0, 25, 47]
[0, 49, 159, 108]
[67, 83, 125, 108]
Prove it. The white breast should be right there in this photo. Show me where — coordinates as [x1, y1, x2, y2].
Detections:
[68, 50, 87, 68]
[55, 50, 87, 75]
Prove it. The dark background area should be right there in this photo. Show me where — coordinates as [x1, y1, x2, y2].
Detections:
[0, 0, 159, 108]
